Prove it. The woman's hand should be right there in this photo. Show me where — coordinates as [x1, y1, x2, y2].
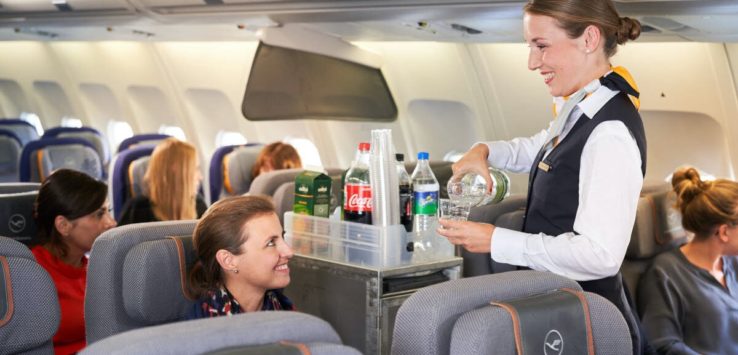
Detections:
[452, 143, 493, 194]
[437, 219, 495, 253]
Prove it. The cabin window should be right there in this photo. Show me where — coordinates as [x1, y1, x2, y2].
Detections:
[107, 120, 134, 153]
[159, 125, 187, 141]
[242, 43, 397, 121]
[61, 117, 83, 128]
[215, 130, 247, 147]
[20, 112, 44, 136]
[283, 137, 323, 169]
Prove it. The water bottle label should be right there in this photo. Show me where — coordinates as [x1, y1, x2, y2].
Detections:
[413, 190, 438, 215]
[344, 184, 372, 212]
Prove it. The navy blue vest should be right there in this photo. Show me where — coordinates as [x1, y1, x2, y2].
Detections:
[522, 91, 647, 352]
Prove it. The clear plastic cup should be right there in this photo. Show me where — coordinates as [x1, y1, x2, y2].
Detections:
[439, 198, 471, 222]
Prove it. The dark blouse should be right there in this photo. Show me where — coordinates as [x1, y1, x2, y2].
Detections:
[186, 287, 294, 320]
[638, 248, 738, 355]
[117, 195, 207, 225]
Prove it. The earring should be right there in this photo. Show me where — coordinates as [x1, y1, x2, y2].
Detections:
[232, 269, 239, 274]
[585, 49, 590, 53]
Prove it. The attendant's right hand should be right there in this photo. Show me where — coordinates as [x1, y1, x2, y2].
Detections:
[451, 143, 493, 194]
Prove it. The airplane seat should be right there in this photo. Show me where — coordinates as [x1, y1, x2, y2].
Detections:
[462, 194, 528, 277]
[0, 182, 40, 194]
[0, 236, 60, 355]
[0, 119, 40, 146]
[128, 156, 151, 200]
[80, 312, 361, 355]
[449, 288, 632, 354]
[248, 168, 304, 198]
[273, 182, 295, 225]
[116, 133, 170, 154]
[43, 127, 111, 173]
[0, 129, 22, 182]
[621, 185, 688, 307]
[391, 270, 581, 355]
[109, 145, 155, 220]
[19, 137, 103, 183]
[218, 144, 263, 199]
[85, 220, 198, 344]
[0, 191, 39, 246]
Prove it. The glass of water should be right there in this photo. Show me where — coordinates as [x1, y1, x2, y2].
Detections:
[439, 198, 471, 222]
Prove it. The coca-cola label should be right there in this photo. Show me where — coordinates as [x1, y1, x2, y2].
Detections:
[344, 184, 372, 212]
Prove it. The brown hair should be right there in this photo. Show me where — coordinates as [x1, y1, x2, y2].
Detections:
[251, 142, 302, 179]
[145, 138, 199, 221]
[34, 169, 108, 257]
[188, 195, 276, 297]
[672, 167, 738, 239]
[524, 0, 641, 57]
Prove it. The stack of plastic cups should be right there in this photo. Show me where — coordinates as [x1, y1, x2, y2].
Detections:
[369, 129, 402, 265]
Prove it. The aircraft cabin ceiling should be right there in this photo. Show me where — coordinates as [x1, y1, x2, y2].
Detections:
[0, 0, 737, 42]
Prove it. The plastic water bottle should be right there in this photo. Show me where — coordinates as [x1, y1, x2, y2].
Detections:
[411, 152, 439, 233]
[447, 167, 511, 207]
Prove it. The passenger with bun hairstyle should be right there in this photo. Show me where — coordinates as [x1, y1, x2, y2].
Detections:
[251, 142, 302, 180]
[32, 169, 117, 355]
[639, 167, 738, 354]
[186, 195, 294, 319]
[437, 0, 649, 352]
[118, 138, 207, 225]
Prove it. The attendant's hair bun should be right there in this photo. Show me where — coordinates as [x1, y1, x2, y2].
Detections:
[617, 17, 641, 44]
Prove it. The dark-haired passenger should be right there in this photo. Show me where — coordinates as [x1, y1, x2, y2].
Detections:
[32, 169, 117, 355]
[186, 195, 294, 319]
[251, 142, 302, 180]
[639, 167, 738, 354]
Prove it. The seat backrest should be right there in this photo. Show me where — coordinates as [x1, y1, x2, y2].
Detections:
[391, 270, 581, 355]
[273, 182, 295, 225]
[108, 145, 155, 220]
[116, 133, 170, 154]
[0, 129, 22, 182]
[0, 237, 60, 355]
[0, 182, 41, 194]
[621, 185, 688, 304]
[248, 168, 304, 197]
[220, 144, 263, 198]
[0, 191, 39, 246]
[19, 137, 103, 182]
[43, 127, 111, 168]
[208, 144, 247, 203]
[449, 290, 631, 355]
[85, 220, 198, 344]
[128, 156, 150, 199]
[80, 312, 361, 355]
[0, 119, 39, 146]
[463, 194, 528, 277]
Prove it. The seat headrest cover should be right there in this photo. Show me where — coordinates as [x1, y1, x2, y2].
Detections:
[110, 145, 155, 220]
[117, 134, 171, 154]
[627, 190, 687, 259]
[248, 168, 303, 197]
[223, 145, 263, 196]
[0, 192, 39, 246]
[0, 119, 39, 145]
[208, 144, 245, 203]
[19, 137, 102, 182]
[205, 341, 309, 355]
[122, 236, 195, 324]
[128, 156, 150, 198]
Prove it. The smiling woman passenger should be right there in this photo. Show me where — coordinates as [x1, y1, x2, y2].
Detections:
[187, 195, 294, 319]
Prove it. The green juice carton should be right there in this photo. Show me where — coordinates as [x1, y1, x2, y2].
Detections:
[294, 171, 332, 218]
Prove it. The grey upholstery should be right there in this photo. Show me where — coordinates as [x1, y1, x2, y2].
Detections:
[0, 237, 60, 355]
[391, 270, 581, 355]
[0, 182, 40, 194]
[128, 156, 150, 198]
[56, 131, 111, 168]
[80, 312, 360, 355]
[273, 182, 295, 225]
[85, 220, 198, 344]
[248, 168, 303, 197]
[450, 291, 631, 355]
[463, 194, 528, 277]
[222, 145, 263, 197]
[0, 191, 39, 246]
[0, 121, 38, 146]
[621, 185, 688, 304]
[0, 134, 22, 182]
[29, 144, 103, 182]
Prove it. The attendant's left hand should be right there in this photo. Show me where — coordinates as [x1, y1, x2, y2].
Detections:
[437, 219, 495, 253]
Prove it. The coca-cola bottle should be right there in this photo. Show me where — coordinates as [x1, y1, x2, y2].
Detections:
[396, 153, 413, 232]
[343, 142, 372, 225]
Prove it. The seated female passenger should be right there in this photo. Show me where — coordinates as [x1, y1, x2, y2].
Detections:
[251, 142, 302, 179]
[186, 195, 294, 319]
[639, 167, 738, 354]
[32, 169, 117, 355]
[118, 138, 206, 225]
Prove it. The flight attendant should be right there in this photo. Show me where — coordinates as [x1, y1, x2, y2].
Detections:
[437, 0, 647, 353]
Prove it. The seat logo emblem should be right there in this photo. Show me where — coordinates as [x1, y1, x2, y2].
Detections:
[544, 329, 564, 355]
[8, 214, 26, 233]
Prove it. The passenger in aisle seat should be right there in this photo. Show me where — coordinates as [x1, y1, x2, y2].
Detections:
[31, 169, 117, 355]
[186, 195, 294, 319]
[639, 167, 738, 355]
[251, 142, 302, 179]
[437, 0, 650, 353]
[117, 138, 206, 225]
